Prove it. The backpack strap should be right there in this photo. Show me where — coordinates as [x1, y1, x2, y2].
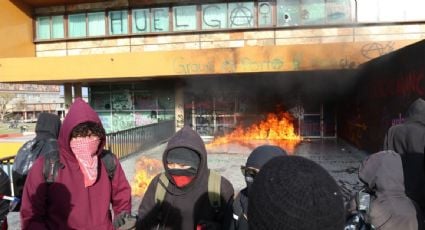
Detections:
[155, 173, 169, 204]
[154, 170, 222, 210]
[43, 151, 61, 184]
[100, 149, 117, 180]
[208, 170, 221, 212]
[43, 149, 117, 183]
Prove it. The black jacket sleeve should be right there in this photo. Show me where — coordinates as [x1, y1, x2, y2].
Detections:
[136, 174, 161, 230]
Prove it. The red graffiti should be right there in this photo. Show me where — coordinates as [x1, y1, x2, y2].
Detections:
[371, 72, 425, 98]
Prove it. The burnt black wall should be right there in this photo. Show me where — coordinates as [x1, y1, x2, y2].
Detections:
[338, 39, 425, 153]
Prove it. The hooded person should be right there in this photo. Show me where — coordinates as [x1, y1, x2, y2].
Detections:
[12, 112, 61, 207]
[136, 126, 234, 230]
[384, 98, 425, 155]
[357, 150, 423, 230]
[248, 155, 345, 230]
[230, 145, 287, 230]
[0, 168, 11, 230]
[20, 98, 132, 230]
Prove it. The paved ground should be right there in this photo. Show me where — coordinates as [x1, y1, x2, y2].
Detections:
[6, 138, 367, 229]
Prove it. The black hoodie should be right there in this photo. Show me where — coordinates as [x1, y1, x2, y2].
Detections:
[136, 126, 234, 230]
[384, 98, 425, 154]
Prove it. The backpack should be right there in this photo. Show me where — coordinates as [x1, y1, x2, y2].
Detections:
[12, 138, 58, 204]
[43, 149, 117, 184]
[154, 170, 222, 213]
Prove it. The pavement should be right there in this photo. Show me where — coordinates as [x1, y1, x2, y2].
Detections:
[6, 138, 368, 229]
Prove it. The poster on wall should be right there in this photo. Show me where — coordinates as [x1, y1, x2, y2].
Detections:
[91, 93, 111, 110]
[112, 90, 133, 111]
[135, 111, 158, 126]
[112, 112, 135, 131]
[134, 92, 157, 110]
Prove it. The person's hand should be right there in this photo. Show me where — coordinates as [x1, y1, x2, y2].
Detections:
[113, 212, 137, 230]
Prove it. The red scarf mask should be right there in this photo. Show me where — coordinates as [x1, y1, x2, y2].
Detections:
[70, 137, 101, 187]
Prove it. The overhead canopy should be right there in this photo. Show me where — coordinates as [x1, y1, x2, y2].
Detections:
[0, 41, 416, 84]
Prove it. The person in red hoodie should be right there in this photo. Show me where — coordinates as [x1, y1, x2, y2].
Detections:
[20, 98, 131, 230]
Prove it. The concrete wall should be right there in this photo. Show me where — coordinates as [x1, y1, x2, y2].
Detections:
[338, 40, 425, 153]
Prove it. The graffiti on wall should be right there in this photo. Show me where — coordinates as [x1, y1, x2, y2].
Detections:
[370, 72, 425, 98]
[112, 90, 133, 111]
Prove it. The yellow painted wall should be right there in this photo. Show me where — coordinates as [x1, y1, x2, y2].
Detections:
[0, 40, 416, 83]
[0, 1, 35, 58]
[0, 142, 23, 158]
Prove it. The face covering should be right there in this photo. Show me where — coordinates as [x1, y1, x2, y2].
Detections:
[168, 168, 196, 188]
[70, 137, 101, 187]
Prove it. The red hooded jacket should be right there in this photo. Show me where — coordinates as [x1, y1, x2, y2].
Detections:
[20, 98, 131, 230]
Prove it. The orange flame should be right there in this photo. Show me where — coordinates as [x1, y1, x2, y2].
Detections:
[131, 156, 163, 197]
[207, 112, 302, 153]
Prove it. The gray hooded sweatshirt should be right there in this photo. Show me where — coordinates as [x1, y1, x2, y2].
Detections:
[359, 151, 420, 230]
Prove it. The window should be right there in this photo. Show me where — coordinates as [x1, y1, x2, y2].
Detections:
[325, 0, 351, 24]
[88, 12, 105, 36]
[202, 3, 228, 30]
[109, 10, 128, 35]
[258, 1, 274, 27]
[173, 5, 197, 31]
[301, 0, 326, 25]
[151, 7, 169, 32]
[277, 0, 301, 26]
[36, 16, 64, 40]
[69, 13, 87, 38]
[133, 9, 150, 33]
[228, 2, 255, 28]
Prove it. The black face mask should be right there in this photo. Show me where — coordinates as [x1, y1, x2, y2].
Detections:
[168, 168, 197, 177]
[241, 166, 259, 193]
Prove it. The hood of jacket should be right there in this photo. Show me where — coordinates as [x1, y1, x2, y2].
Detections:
[58, 98, 106, 163]
[359, 150, 405, 194]
[162, 126, 208, 194]
[406, 98, 425, 124]
[35, 112, 61, 140]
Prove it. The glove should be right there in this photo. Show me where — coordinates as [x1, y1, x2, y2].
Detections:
[113, 212, 137, 230]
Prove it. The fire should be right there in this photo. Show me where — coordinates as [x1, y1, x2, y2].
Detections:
[207, 112, 302, 153]
[131, 156, 163, 197]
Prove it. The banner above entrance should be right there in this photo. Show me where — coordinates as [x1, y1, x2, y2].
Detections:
[0, 40, 415, 83]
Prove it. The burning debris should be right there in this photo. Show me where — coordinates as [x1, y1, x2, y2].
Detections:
[207, 112, 302, 153]
[131, 156, 163, 197]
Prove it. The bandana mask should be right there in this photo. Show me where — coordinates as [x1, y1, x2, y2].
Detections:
[70, 137, 101, 188]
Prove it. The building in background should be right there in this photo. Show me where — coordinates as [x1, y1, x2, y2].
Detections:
[1, 0, 425, 151]
[0, 83, 64, 122]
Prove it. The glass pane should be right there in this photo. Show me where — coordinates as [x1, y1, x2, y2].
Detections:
[151, 7, 169, 32]
[111, 90, 133, 111]
[109, 10, 128, 35]
[112, 112, 135, 131]
[98, 112, 112, 133]
[37, 16, 50, 40]
[404, 0, 425, 21]
[378, 0, 404, 22]
[135, 111, 157, 126]
[258, 1, 274, 27]
[173, 5, 197, 31]
[134, 92, 157, 110]
[132, 9, 150, 33]
[301, 0, 325, 25]
[202, 3, 228, 30]
[326, 0, 351, 24]
[68, 13, 87, 38]
[357, 0, 379, 22]
[277, 0, 301, 26]
[51, 15, 64, 39]
[228, 2, 255, 28]
[88, 12, 105, 36]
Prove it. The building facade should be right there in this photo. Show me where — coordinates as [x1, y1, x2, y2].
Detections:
[1, 0, 425, 150]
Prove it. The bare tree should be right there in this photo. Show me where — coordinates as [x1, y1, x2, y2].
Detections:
[0, 92, 16, 121]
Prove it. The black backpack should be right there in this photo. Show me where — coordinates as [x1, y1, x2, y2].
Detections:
[43, 149, 117, 184]
[12, 138, 58, 206]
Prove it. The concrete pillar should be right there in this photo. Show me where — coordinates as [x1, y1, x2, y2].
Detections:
[64, 83, 72, 115]
[74, 83, 82, 99]
[175, 83, 184, 131]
